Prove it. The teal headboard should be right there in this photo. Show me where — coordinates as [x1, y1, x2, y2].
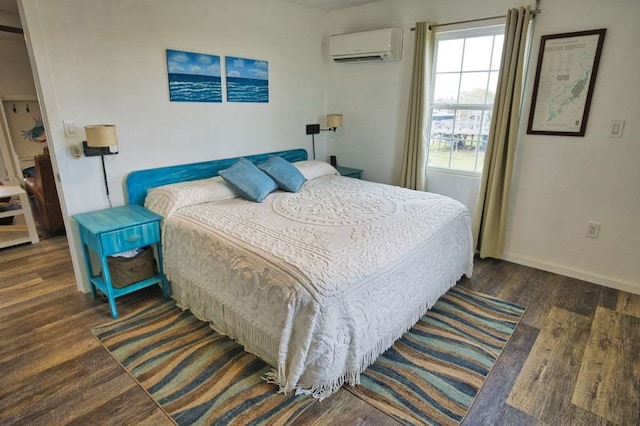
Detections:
[125, 148, 308, 205]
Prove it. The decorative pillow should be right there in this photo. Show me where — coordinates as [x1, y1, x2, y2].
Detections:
[144, 176, 238, 217]
[258, 155, 307, 193]
[145, 176, 238, 218]
[292, 160, 339, 181]
[219, 158, 278, 202]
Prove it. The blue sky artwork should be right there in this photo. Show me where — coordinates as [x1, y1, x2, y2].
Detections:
[225, 56, 269, 103]
[166, 49, 222, 102]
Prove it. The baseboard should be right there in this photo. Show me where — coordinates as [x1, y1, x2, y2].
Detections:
[501, 252, 640, 296]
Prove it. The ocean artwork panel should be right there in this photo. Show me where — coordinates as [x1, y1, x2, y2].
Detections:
[225, 56, 269, 103]
[166, 49, 222, 102]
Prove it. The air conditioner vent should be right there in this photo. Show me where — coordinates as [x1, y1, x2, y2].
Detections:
[329, 28, 403, 62]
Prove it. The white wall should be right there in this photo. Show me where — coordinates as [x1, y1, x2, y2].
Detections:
[504, 0, 640, 293]
[0, 39, 34, 94]
[19, 0, 328, 291]
[327, 0, 640, 293]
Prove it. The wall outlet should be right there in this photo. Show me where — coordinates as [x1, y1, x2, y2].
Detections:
[70, 144, 82, 159]
[586, 221, 601, 239]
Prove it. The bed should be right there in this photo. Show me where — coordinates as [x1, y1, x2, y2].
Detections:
[126, 148, 473, 399]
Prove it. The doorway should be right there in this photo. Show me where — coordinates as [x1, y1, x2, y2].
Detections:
[0, 5, 66, 244]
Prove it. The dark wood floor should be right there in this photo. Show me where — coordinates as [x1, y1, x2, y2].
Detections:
[1, 236, 638, 425]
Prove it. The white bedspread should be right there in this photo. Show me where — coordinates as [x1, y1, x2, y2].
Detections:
[155, 175, 473, 398]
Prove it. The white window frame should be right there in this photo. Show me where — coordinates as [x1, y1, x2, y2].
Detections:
[426, 24, 505, 177]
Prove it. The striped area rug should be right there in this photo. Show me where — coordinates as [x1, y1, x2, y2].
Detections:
[91, 301, 313, 425]
[91, 286, 523, 425]
[347, 286, 525, 425]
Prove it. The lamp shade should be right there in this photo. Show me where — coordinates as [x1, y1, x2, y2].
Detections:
[327, 114, 343, 128]
[85, 125, 118, 148]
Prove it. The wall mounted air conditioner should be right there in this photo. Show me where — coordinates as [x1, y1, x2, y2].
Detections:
[329, 28, 403, 63]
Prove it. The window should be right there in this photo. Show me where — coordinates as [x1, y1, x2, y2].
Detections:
[426, 26, 504, 173]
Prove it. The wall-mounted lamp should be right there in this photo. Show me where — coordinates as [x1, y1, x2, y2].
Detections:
[305, 113, 343, 160]
[83, 124, 118, 207]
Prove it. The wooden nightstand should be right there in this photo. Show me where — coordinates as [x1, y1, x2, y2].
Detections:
[335, 165, 363, 179]
[73, 205, 168, 318]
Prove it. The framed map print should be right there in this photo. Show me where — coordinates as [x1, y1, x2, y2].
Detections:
[527, 29, 606, 136]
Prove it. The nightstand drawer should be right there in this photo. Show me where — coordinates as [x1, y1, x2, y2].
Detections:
[100, 222, 160, 255]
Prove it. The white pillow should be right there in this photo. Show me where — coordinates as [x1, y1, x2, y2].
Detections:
[292, 160, 339, 181]
[144, 176, 238, 218]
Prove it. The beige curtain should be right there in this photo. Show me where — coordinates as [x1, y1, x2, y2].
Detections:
[473, 6, 531, 258]
[400, 22, 434, 190]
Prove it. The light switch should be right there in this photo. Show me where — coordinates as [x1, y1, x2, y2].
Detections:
[609, 120, 625, 138]
[63, 120, 78, 138]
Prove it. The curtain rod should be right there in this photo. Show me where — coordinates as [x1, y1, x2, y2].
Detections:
[411, 0, 541, 31]
[0, 25, 23, 35]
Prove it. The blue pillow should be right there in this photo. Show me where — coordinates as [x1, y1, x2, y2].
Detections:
[258, 155, 307, 193]
[218, 158, 278, 202]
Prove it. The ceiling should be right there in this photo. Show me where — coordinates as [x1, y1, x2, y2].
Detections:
[0, 0, 384, 38]
[284, 0, 383, 12]
[0, 0, 383, 15]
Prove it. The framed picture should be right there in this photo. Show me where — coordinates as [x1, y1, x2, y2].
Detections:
[225, 56, 269, 103]
[527, 29, 606, 136]
[166, 49, 222, 102]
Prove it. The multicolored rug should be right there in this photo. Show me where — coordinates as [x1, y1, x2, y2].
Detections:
[347, 286, 525, 425]
[91, 301, 313, 425]
[91, 286, 524, 425]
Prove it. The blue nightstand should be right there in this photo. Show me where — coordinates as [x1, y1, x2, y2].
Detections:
[73, 205, 169, 318]
[335, 165, 363, 179]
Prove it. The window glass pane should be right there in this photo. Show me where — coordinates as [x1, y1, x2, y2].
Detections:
[450, 140, 476, 171]
[454, 110, 483, 135]
[481, 109, 493, 140]
[475, 110, 492, 172]
[436, 39, 463, 72]
[462, 36, 493, 71]
[428, 138, 453, 169]
[430, 109, 455, 135]
[433, 73, 460, 104]
[450, 109, 485, 172]
[491, 35, 504, 70]
[486, 71, 499, 104]
[427, 109, 454, 168]
[459, 72, 489, 104]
